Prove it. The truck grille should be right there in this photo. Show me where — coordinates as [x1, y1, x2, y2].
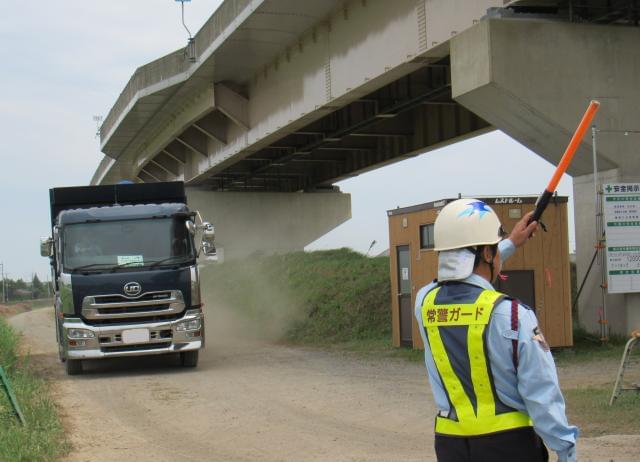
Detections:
[88, 314, 182, 326]
[93, 292, 172, 304]
[82, 290, 185, 323]
[96, 303, 170, 315]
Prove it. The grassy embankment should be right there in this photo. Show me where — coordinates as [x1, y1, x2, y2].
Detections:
[0, 315, 68, 461]
[201, 248, 640, 436]
[201, 248, 421, 360]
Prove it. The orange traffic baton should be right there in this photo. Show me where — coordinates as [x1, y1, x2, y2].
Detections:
[530, 100, 601, 225]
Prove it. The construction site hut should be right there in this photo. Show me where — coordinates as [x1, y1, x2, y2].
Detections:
[387, 196, 572, 349]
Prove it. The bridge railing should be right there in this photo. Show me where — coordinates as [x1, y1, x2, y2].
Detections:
[195, 0, 253, 57]
[100, 0, 255, 145]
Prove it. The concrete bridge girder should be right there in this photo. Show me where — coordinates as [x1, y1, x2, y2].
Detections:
[91, 0, 507, 270]
[450, 19, 640, 335]
[94, 0, 506, 188]
[125, 83, 249, 184]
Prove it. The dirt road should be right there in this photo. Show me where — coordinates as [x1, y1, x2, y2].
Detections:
[9, 308, 640, 461]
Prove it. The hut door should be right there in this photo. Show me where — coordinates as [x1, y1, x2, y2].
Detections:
[396, 245, 413, 346]
[496, 270, 536, 310]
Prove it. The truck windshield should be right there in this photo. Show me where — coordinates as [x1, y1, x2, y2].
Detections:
[62, 218, 195, 271]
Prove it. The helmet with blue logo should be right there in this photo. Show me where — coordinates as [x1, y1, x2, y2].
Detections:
[434, 198, 504, 252]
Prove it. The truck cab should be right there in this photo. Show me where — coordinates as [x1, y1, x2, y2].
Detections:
[41, 182, 214, 375]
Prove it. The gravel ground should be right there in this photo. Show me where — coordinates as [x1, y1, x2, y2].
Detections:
[9, 308, 640, 462]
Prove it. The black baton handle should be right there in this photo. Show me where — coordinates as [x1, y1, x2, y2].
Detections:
[530, 189, 554, 225]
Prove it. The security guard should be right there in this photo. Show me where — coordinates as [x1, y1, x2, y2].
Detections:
[414, 199, 578, 462]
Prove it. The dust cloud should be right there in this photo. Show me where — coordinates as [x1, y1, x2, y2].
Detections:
[198, 256, 305, 346]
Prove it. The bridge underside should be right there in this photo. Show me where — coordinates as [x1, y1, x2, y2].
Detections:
[96, 0, 505, 191]
[506, 0, 640, 25]
[138, 60, 489, 192]
[102, 1, 640, 193]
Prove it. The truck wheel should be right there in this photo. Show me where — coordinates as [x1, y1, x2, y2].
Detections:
[65, 359, 83, 375]
[180, 350, 199, 368]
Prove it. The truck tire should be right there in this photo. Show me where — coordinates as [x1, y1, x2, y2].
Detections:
[65, 359, 83, 375]
[180, 350, 199, 368]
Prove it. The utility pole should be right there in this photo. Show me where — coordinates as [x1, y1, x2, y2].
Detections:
[0, 263, 6, 303]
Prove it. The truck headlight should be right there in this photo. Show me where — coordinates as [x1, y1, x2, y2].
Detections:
[67, 328, 95, 339]
[176, 319, 201, 332]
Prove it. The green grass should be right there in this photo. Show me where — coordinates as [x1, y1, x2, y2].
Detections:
[28, 298, 54, 310]
[0, 317, 69, 462]
[565, 387, 640, 437]
[553, 327, 628, 365]
[200, 248, 393, 345]
[283, 250, 391, 343]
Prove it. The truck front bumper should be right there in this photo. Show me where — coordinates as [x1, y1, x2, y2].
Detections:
[61, 309, 204, 360]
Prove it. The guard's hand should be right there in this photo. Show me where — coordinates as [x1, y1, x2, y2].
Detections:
[508, 211, 538, 248]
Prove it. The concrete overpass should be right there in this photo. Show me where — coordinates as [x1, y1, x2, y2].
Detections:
[93, 0, 640, 335]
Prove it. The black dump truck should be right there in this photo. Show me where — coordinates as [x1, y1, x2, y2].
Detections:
[40, 181, 215, 375]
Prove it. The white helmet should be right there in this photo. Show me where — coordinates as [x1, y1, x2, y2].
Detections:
[434, 199, 504, 252]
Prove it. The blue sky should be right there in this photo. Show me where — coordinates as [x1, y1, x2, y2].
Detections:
[0, 1, 573, 281]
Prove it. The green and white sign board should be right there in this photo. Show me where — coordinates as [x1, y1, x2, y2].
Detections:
[604, 183, 640, 293]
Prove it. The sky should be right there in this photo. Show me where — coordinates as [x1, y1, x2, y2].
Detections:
[0, 1, 573, 282]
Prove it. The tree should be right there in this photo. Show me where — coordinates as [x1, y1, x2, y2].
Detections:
[7, 278, 29, 301]
[31, 274, 46, 299]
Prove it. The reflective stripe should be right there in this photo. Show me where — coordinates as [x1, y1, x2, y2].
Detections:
[427, 326, 475, 421]
[468, 323, 493, 419]
[436, 411, 533, 436]
[423, 286, 533, 436]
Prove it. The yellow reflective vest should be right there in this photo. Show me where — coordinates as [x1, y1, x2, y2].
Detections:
[421, 285, 533, 436]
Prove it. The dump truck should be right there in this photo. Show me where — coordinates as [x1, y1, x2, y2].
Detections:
[40, 181, 215, 375]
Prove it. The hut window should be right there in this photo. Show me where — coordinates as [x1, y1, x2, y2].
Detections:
[420, 224, 435, 249]
[508, 208, 522, 219]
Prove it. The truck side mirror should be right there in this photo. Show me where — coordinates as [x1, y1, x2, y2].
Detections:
[201, 222, 216, 257]
[40, 237, 53, 257]
[185, 220, 196, 236]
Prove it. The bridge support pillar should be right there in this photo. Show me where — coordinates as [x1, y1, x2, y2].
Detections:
[450, 18, 640, 336]
[186, 190, 351, 261]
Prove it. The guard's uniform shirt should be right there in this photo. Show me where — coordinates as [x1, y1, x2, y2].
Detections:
[414, 240, 578, 462]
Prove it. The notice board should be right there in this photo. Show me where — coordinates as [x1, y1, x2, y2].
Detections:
[604, 183, 640, 293]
